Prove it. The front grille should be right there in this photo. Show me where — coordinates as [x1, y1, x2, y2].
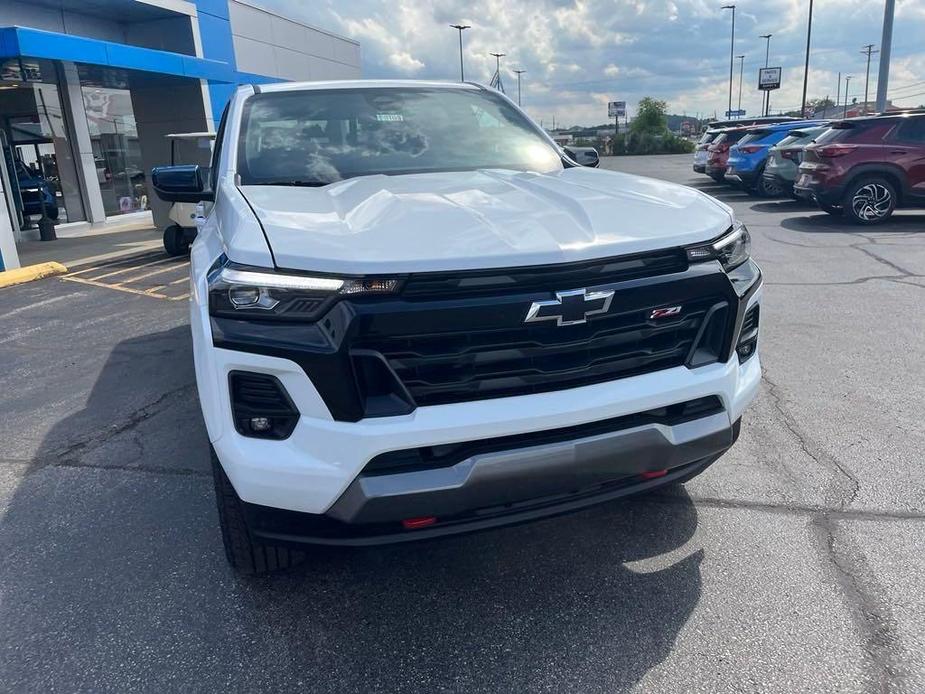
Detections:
[353, 294, 728, 407]
[401, 250, 687, 299]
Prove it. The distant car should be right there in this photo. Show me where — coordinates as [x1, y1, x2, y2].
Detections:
[725, 120, 827, 196]
[693, 130, 721, 173]
[14, 158, 58, 220]
[762, 125, 830, 198]
[795, 113, 925, 224]
[563, 145, 600, 167]
[705, 128, 750, 182]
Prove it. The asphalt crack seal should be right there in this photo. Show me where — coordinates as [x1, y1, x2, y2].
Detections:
[760, 370, 908, 692]
[811, 515, 908, 694]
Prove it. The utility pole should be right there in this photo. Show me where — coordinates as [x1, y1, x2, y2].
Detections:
[801, 0, 814, 117]
[835, 72, 841, 115]
[736, 55, 745, 118]
[760, 34, 772, 116]
[861, 44, 879, 114]
[489, 52, 506, 93]
[723, 5, 736, 118]
[449, 24, 470, 82]
[844, 75, 853, 117]
[513, 69, 525, 106]
[875, 0, 895, 113]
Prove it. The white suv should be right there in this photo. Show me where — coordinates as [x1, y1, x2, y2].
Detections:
[153, 81, 762, 574]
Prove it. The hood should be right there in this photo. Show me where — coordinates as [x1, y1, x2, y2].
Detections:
[238, 168, 733, 274]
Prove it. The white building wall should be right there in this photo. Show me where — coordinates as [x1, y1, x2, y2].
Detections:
[229, 0, 360, 81]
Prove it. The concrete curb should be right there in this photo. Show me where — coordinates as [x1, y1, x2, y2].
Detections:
[0, 262, 69, 289]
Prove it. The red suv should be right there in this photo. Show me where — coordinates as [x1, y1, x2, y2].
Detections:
[795, 113, 925, 224]
[705, 127, 749, 182]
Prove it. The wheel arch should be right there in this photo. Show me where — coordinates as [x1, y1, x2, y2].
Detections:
[842, 164, 909, 205]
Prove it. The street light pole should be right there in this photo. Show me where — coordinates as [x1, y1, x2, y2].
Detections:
[760, 34, 772, 116]
[722, 5, 736, 119]
[835, 71, 841, 114]
[449, 24, 470, 82]
[513, 69, 525, 106]
[800, 0, 814, 117]
[875, 0, 895, 113]
[735, 55, 745, 118]
[844, 75, 853, 117]
[861, 43, 879, 114]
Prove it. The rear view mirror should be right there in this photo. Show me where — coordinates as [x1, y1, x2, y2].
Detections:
[151, 165, 213, 203]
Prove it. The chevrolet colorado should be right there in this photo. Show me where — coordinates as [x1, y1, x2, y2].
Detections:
[153, 80, 762, 574]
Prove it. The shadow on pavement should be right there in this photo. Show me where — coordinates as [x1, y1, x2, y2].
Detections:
[0, 327, 703, 692]
[780, 212, 925, 233]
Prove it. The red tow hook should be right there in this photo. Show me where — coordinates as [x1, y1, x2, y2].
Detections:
[640, 469, 668, 480]
[402, 516, 438, 530]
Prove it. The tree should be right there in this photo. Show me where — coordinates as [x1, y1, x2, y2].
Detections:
[631, 97, 668, 135]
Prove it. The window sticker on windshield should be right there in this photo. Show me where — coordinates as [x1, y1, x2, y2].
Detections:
[376, 113, 404, 122]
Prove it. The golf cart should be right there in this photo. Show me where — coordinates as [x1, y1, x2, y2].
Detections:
[162, 132, 215, 255]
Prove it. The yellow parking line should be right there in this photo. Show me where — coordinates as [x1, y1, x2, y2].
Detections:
[170, 293, 190, 302]
[168, 276, 189, 285]
[110, 262, 189, 286]
[61, 275, 171, 300]
[82, 256, 176, 281]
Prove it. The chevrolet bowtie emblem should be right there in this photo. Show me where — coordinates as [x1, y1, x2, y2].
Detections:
[524, 288, 615, 327]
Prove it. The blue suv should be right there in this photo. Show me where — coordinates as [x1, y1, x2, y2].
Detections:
[726, 120, 827, 196]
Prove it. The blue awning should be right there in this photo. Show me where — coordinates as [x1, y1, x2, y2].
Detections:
[0, 26, 235, 83]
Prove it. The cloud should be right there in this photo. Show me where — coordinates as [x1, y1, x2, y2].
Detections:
[263, 0, 925, 125]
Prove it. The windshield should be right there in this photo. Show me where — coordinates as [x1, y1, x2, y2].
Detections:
[237, 87, 563, 185]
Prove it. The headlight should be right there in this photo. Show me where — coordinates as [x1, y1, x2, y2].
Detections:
[686, 222, 751, 272]
[208, 258, 400, 320]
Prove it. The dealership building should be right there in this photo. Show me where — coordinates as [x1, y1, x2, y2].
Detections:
[0, 0, 360, 271]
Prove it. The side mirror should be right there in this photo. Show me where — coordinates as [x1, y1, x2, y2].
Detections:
[151, 165, 213, 203]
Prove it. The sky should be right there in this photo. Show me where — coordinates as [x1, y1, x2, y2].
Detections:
[259, 0, 925, 127]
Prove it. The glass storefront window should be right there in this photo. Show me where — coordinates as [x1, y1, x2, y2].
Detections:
[0, 58, 85, 224]
[80, 80, 148, 217]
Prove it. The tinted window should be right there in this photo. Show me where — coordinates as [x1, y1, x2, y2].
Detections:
[698, 131, 717, 145]
[237, 87, 562, 185]
[893, 117, 925, 143]
[775, 134, 802, 149]
[738, 130, 771, 146]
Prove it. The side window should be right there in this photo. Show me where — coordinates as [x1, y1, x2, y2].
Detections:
[893, 118, 925, 144]
[210, 103, 230, 192]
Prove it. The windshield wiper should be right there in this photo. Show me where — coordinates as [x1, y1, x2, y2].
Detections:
[252, 180, 331, 187]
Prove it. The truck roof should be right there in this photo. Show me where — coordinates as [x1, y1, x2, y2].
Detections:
[251, 79, 482, 94]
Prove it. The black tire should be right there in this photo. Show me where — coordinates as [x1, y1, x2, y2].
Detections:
[709, 173, 725, 183]
[163, 224, 190, 256]
[754, 171, 783, 198]
[842, 176, 897, 225]
[819, 203, 843, 216]
[211, 447, 305, 575]
[46, 205, 60, 221]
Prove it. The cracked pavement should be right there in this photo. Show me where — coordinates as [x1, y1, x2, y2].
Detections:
[1, 154, 924, 693]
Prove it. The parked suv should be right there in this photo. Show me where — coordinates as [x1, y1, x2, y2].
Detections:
[763, 125, 830, 198]
[795, 113, 925, 224]
[705, 127, 750, 182]
[726, 120, 827, 196]
[153, 81, 762, 574]
[693, 129, 721, 173]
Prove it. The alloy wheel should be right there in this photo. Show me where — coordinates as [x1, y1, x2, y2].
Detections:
[851, 183, 893, 221]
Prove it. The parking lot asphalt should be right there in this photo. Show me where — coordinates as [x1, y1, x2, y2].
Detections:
[1, 154, 924, 693]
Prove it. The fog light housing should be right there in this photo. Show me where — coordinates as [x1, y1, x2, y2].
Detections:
[229, 371, 299, 439]
[736, 305, 759, 362]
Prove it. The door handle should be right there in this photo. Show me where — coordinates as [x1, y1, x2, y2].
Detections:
[890, 150, 908, 154]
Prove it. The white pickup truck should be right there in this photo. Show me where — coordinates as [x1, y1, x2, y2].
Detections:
[152, 80, 762, 574]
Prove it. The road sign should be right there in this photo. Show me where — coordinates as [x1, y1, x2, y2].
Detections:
[758, 67, 782, 91]
[725, 109, 747, 117]
[608, 101, 626, 118]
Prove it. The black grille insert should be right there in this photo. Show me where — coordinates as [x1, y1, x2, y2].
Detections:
[401, 250, 688, 299]
[354, 295, 728, 407]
